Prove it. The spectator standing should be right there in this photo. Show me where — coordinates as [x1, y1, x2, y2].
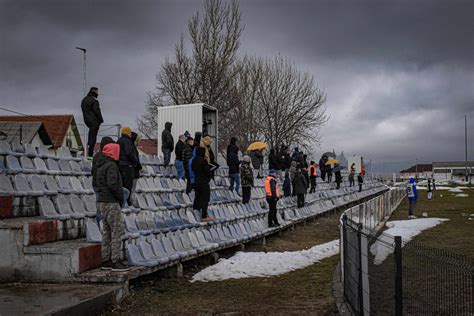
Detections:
[192, 146, 213, 221]
[161, 122, 174, 166]
[92, 137, 114, 225]
[335, 166, 342, 189]
[130, 132, 142, 195]
[289, 161, 298, 181]
[319, 155, 327, 181]
[250, 149, 264, 179]
[406, 177, 418, 218]
[348, 171, 355, 187]
[292, 169, 308, 208]
[327, 165, 333, 183]
[182, 136, 194, 194]
[95, 142, 129, 272]
[357, 173, 364, 192]
[427, 179, 433, 200]
[432, 179, 436, 197]
[117, 126, 138, 205]
[174, 135, 186, 180]
[240, 155, 254, 204]
[279, 145, 291, 171]
[268, 148, 280, 171]
[265, 169, 280, 227]
[309, 161, 317, 193]
[227, 137, 241, 195]
[283, 171, 292, 197]
[81, 87, 104, 158]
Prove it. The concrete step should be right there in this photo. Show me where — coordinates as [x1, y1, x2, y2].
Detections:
[0, 283, 127, 315]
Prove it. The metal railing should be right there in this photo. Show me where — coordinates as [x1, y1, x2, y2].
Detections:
[340, 188, 474, 315]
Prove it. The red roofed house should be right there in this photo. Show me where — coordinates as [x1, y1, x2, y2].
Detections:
[399, 164, 433, 180]
[0, 115, 84, 156]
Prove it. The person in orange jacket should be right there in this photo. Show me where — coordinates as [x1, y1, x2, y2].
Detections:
[309, 161, 317, 193]
[265, 169, 280, 227]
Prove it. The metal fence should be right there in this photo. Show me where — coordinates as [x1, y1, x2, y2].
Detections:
[340, 189, 474, 315]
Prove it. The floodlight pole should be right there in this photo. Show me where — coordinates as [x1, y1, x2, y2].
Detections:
[75, 47, 87, 95]
[465, 114, 469, 183]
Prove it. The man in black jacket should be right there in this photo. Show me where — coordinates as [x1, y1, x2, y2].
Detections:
[226, 137, 241, 195]
[91, 136, 114, 224]
[96, 142, 129, 272]
[182, 136, 194, 194]
[174, 135, 185, 180]
[117, 126, 138, 205]
[81, 87, 104, 158]
[161, 122, 174, 166]
[192, 146, 213, 221]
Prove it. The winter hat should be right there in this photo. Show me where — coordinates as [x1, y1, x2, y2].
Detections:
[99, 137, 114, 150]
[121, 126, 132, 135]
[184, 130, 191, 139]
[269, 169, 277, 175]
[102, 143, 120, 161]
[242, 155, 251, 163]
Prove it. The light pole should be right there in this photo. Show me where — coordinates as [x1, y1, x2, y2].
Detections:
[75, 47, 87, 95]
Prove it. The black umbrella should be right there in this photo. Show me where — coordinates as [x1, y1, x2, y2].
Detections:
[322, 152, 336, 159]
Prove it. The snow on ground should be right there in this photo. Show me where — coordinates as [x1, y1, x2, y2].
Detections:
[455, 193, 469, 197]
[417, 186, 469, 191]
[370, 218, 449, 265]
[191, 240, 339, 282]
[448, 187, 464, 193]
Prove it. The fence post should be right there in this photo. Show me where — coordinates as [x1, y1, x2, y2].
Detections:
[357, 223, 364, 315]
[394, 236, 403, 316]
[341, 214, 347, 298]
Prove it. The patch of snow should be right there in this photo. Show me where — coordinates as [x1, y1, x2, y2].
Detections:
[370, 218, 449, 265]
[448, 188, 464, 193]
[455, 193, 469, 197]
[191, 240, 339, 282]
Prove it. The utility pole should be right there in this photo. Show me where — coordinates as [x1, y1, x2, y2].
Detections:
[75, 47, 87, 95]
[465, 114, 469, 183]
[415, 158, 418, 179]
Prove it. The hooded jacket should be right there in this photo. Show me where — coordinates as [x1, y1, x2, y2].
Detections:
[192, 146, 211, 186]
[117, 134, 139, 167]
[92, 137, 115, 188]
[240, 160, 254, 187]
[407, 177, 418, 201]
[292, 171, 308, 195]
[161, 122, 174, 151]
[249, 150, 264, 169]
[226, 138, 240, 174]
[81, 92, 104, 129]
[96, 143, 124, 204]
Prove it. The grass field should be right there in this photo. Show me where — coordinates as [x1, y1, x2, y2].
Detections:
[389, 187, 474, 256]
[108, 212, 342, 315]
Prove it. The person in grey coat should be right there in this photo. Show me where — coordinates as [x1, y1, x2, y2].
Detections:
[249, 149, 264, 179]
[292, 169, 308, 208]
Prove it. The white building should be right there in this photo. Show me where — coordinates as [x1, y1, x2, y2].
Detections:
[432, 161, 474, 183]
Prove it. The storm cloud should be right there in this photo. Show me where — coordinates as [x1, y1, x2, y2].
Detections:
[1, 0, 473, 163]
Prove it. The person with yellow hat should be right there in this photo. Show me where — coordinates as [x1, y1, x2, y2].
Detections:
[117, 126, 138, 205]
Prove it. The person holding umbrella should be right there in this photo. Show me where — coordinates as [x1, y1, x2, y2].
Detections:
[248, 141, 267, 179]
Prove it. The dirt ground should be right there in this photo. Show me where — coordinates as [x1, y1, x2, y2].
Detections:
[107, 211, 342, 315]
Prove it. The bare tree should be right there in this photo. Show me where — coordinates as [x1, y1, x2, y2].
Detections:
[255, 55, 327, 150]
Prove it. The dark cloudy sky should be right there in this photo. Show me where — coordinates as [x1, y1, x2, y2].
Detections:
[1, 0, 473, 163]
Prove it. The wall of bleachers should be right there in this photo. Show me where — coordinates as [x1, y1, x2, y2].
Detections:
[0, 140, 388, 282]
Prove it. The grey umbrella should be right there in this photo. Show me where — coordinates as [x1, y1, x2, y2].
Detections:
[332, 165, 346, 172]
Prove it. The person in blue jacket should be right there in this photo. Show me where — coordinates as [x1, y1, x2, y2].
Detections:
[406, 177, 418, 219]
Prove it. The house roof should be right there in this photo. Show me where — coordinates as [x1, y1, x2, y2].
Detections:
[0, 121, 53, 145]
[0, 115, 82, 149]
[137, 139, 158, 156]
[400, 164, 433, 174]
[93, 138, 158, 156]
